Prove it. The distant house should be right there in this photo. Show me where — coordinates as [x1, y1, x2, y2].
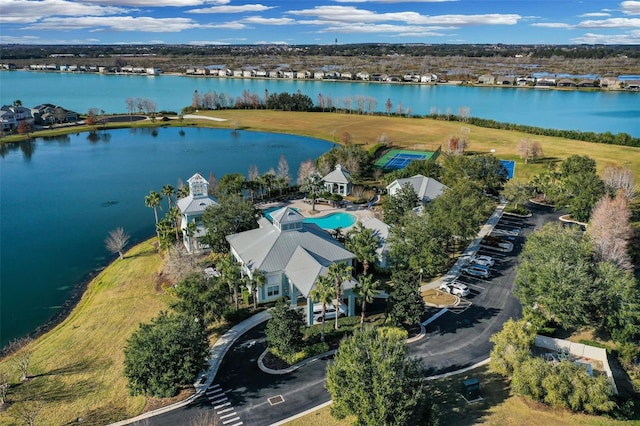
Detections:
[578, 79, 598, 87]
[536, 78, 556, 87]
[386, 175, 447, 203]
[600, 77, 622, 89]
[496, 76, 515, 85]
[322, 164, 352, 196]
[624, 80, 640, 90]
[478, 74, 496, 85]
[356, 72, 370, 81]
[556, 78, 577, 87]
[226, 207, 357, 324]
[177, 173, 219, 253]
[0, 109, 17, 132]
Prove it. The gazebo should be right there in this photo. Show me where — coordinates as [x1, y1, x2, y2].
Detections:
[322, 164, 352, 196]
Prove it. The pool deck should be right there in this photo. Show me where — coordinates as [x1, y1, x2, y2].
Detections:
[258, 197, 377, 230]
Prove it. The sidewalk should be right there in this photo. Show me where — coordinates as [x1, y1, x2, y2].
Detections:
[110, 310, 271, 425]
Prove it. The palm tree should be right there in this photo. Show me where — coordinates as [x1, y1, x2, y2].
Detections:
[327, 262, 353, 331]
[345, 223, 379, 275]
[144, 190, 162, 225]
[251, 269, 266, 310]
[177, 185, 190, 199]
[185, 221, 197, 253]
[168, 206, 181, 240]
[310, 274, 335, 342]
[161, 184, 175, 210]
[355, 274, 380, 330]
[219, 254, 241, 310]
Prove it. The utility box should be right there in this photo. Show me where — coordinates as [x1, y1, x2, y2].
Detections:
[462, 378, 480, 401]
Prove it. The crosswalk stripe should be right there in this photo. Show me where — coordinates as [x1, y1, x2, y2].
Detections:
[211, 397, 228, 404]
[222, 418, 240, 425]
[217, 407, 234, 414]
[214, 402, 231, 409]
[219, 412, 237, 419]
[208, 391, 225, 399]
[229, 423, 242, 426]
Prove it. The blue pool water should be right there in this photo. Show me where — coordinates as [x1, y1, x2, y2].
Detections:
[264, 207, 356, 230]
[305, 212, 357, 229]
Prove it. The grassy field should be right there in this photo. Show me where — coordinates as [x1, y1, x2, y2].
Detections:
[0, 240, 173, 425]
[285, 366, 637, 426]
[180, 110, 640, 181]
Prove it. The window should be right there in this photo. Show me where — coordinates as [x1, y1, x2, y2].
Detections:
[267, 285, 280, 297]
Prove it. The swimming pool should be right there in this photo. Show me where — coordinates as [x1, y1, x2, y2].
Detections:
[263, 207, 356, 230]
[304, 212, 357, 230]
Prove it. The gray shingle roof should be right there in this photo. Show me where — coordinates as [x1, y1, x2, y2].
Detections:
[322, 164, 352, 184]
[386, 174, 447, 202]
[226, 219, 354, 274]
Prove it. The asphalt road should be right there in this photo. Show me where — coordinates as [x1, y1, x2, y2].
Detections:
[147, 202, 560, 426]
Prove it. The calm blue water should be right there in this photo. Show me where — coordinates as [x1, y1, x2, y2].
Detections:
[264, 207, 356, 230]
[1, 71, 638, 136]
[0, 127, 331, 347]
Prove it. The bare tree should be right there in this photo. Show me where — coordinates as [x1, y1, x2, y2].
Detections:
[164, 243, 197, 283]
[602, 164, 636, 201]
[377, 133, 390, 145]
[297, 159, 317, 186]
[207, 172, 219, 196]
[125, 97, 136, 119]
[14, 349, 32, 382]
[444, 135, 468, 155]
[105, 227, 130, 260]
[517, 138, 544, 163]
[458, 106, 471, 122]
[13, 399, 43, 426]
[588, 192, 633, 271]
[0, 370, 9, 405]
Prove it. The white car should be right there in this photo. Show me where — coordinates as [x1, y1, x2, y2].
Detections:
[439, 282, 470, 297]
[470, 255, 495, 267]
[462, 265, 490, 279]
[313, 303, 347, 323]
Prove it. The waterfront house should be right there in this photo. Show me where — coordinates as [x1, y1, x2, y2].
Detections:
[226, 206, 357, 324]
[578, 79, 598, 87]
[177, 173, 219, 253]
[386, 175, 447, 204]
[356, 72, 370, 81]
[557, 78, 577, 88]
[600, 77, 622, 89]
[536, 78, 556, 87]
[322, 164, 352, 196]
[624, 80, 640, 90]
[478, 74, 496, 85]
[0, 109, 17, 132]
[497, 76, 515, 85]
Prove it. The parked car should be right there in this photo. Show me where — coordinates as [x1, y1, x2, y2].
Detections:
[439, 282, 470, 297]
[480, 236, 513, 252]
[461, 265, 490, 279]
[313, 302, 347, 323]
[470, 254, 495, 267]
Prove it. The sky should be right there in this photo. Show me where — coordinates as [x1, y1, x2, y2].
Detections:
[1, 0, 639, 46]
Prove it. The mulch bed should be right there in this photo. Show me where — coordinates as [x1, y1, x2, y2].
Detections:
[403, 323, 422, 339]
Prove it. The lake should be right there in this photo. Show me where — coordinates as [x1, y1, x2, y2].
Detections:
[0, 127, 331, 347]
[1, 71, 639, 136]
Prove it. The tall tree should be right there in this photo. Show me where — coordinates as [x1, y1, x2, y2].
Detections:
[218, 254, 243, 310]
[218, 173, 246, 196]
[161, 184, 175, 210]
[326, 327, 436, 426]
[310, 274, 335, 342]
[386, 268, 424, 327]
[276, 154, 290, 193]
[602, 164, 636, 200]
[144, 190, 162, 226]
[489, 318, 536, 377]
[327, 262, 353, 331]
[250, 269, 266, 310]
[355, 274, 380, 330]
[558, 155, 605, 223]
[202, 194, 258, 253]
[265, 299, 305, 357]
[301, 171, 324, 211]
[104, 227, 130, 260]
[345, 223, 379, 276]
[587, 192, 633, 271]
[123, 311, 209, 397]
[172, 273, 229, 326]
[382, 182, 419, 226]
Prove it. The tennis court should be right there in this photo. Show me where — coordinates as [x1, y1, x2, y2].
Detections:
[375, 149, 438, 170]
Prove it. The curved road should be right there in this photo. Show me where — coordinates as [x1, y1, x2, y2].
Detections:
[148, 203, 558, 426]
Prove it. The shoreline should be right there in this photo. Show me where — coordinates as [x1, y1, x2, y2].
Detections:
[0, 236, 154, 355]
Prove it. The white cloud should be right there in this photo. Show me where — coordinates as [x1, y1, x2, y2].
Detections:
[188, 40, 230, 45]
[579, 12, 611, 17]
[254, 40, 289, 45]
[83, 0, 227, 6]
[0, 0, 126, 24]
[577, 17, 640, 28]
[25, 16, 217, 32]
[320, 22, 447, 35]
[572, 30, 640, 44]
[241, 16, 294, 25]
[333, 0, 453, 3]
[187, 4, 274, 14]
[288, 6, 520, 26]
[531, 22, 573, 28]
[621, 1, 640, 15]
